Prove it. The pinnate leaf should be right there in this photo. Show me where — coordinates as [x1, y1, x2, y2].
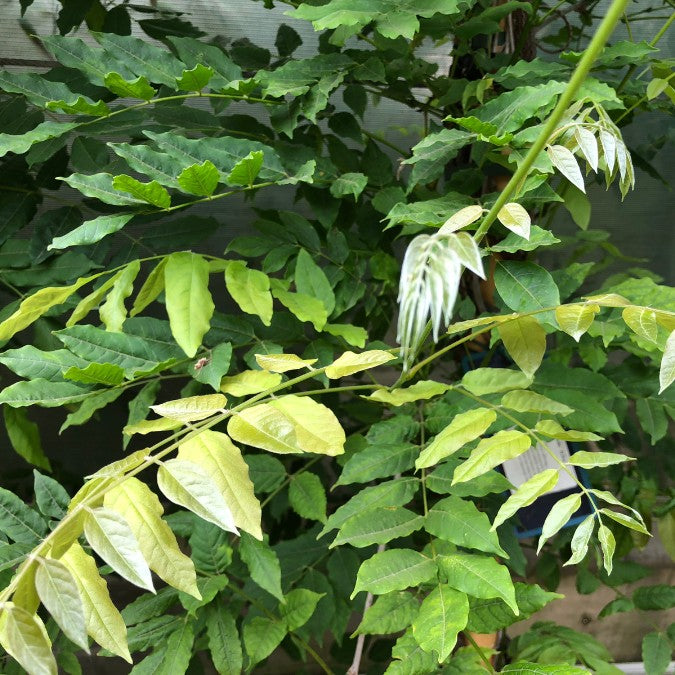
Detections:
[492, 469, 559, 530]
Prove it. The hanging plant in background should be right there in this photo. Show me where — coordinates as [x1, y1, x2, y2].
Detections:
[0, 0, 674, 672]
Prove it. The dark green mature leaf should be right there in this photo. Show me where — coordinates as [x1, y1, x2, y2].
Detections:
[354, 591, 419, 635]
[403, 129, 473, 187]
[4, 407, 50, 470]
[333, 507, 424, 548]
[239, 533, 283, 601]
[33, 471, 69, 520]
[425, 495, 507, 557]
[336, 444, 418, 486]
[633, 584, 675, 610]
[466, 583, 562, 632]
[0, 487, 48, 544]
[0, 380, 92, 408]
[642, 632, 671, 675]
[495, 261, 560, 315]
[353, 549, 437, 598]
[206, 603, 242, 674]
[0, 122, 78, 159]
[289, 472, 327, 523]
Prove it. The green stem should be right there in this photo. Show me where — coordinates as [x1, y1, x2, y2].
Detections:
[463, 631, 496, 674]
[473, 0, 630, 243]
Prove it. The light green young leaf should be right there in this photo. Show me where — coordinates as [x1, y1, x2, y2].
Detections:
[104, 478, 200, 598]
[164, 252, 214, 357]
[500, 390, 573, 415]
[35, 557, 88, 651]
[453, 430, 531, 485]
[4, 406, 50, 471]
[323, 323, 368, 347]
[497, 202, 531, 239]
[228, 395, 345, 456]
[332, 507, 424, 549]
[84, 507, 155, 592]
[325, 349, 395, 378]
[157, 459, 238, 534]
[412, 584, 469, 661]
[498, 315, 546, 378]
[177, 161, 219, 197]
[279, 589, 323, 631]
[205, 604, 242, 675]
[220, 370, 282, 397]
[49, 214, 134, 251]
[567, 451, 633, 468]
[123, 417, 182, 436]
[289, 472, 327, 523]
[272, 287, 328, 330]
[416, 408, 496, 469]
[295, 248, 335, 314]
[461, 368, 532, 395]
[600, 509, 650, 536]
[239, 532, 283, 601]
[0, 602, 57, 675]
[574, 126, 599, 172]
[177, 430, 262, 539]
[112, 175, 171, 209]
[598, 523, 615, 575]
[336, 443, 417, 487]
[537, 493, 582, 553]
[426, 495, 507, 557]
[61, 542, 132, 662]
[100, 260, 141, 333]
[438, 205, 484, 234]
[564, 515, 596, 566]
[225, 261, 273, 326]
[352, 549, 437, 598]
[555, 304, 599, 341]
[255, 352, 317, 373]
[150, 394, 226, 423]
[439, 553, 518, 614]
[226, 150, 264, 187]
[492, 469, 559, 530]
[103, 72, 156, 100]
[659, 330, 675, 393]
[547, 144, 585, 192]
[176, 64, 214, 91]
[369, 381, 451, 407]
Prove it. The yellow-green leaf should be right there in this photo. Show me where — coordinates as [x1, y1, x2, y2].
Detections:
[438, 205, 484, 234]
[323, 323, 368, 347]
[228, 394, 345, 456]
[227, 150, 264, 187]
[500, 390, 573, 416]
[112, 174, 170, 209]
[416, 408, 496, 469]
[177, 430, 262, 539]
[0, 602, 57, 675]
[453, 430, 531, 485]
[659, 330, 675, 394]
[164, 252, 214, 358]
[461, 368, 532, 395]
[157, 459, 238, 533]
[567, 451, 633, 468]
[537, 493, 582, 553]
[150, 393, 226, 423]
[219, 370, 282, 397]
[491, 469, 559, 530]
[555, 304, 599, 341]
[123, 417, 181, 436]
[225, 261, 273, 326]
[325, 349, 395, 379]
[255, 353, 317, 373]
[61, 542, 131, 662]
[130, 258, 167, 317]
[0, 278, 91, 340]
[104, 478, 200, 598]
[35, 557, 88, 651]
[99, 260, 140, 333]
[498, 315, 546, 378]
[272, 287, 327, 331]
[177, 160, 219, 197]
[367, 381, 451, 406]
[622, 306, 658, 345]
[534, 419, 602, 442]
[83, 507, 154, 592]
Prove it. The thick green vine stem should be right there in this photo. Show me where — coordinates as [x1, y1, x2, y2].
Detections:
[472, 0, 631, 242]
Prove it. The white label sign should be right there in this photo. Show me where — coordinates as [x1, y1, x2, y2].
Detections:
[502, 439, 578, 493]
